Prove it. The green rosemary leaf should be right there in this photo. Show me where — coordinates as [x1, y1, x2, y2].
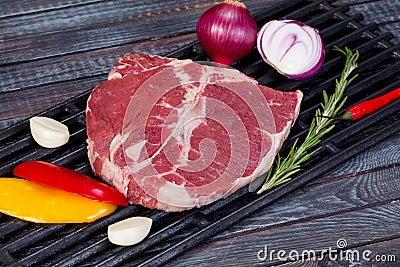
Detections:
[322, 90, 329, 104]
[257, 47, 359, 194]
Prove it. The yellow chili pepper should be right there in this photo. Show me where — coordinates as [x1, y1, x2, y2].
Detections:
[0, 178, 118, 223]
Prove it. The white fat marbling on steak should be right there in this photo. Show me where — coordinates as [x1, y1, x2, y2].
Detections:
[172, 68, 208, 167]
[125, 139, 146, 162]
[109, 133, 123, 162]
[86, 54, 303, 212]
[156, 183, 195, 209]
[100, 159, 130, 196]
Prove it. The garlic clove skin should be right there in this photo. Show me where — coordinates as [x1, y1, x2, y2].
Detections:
[30, 116, 70, 148]
[108, 217, 153, 246]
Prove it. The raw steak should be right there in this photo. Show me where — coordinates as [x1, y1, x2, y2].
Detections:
[86, 54, 302, 212]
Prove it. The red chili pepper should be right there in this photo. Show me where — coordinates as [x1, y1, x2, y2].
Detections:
[341, 87, 400, 121]
[13, 161, 128, 206]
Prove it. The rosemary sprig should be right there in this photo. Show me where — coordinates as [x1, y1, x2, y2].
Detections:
[257, 46, 359, 194]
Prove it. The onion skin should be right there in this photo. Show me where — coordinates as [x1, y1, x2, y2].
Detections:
[196, 0, 257, 65]
[257, 19, 325, 80]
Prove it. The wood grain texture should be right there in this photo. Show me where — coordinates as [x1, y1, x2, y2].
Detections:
[1, 0, 398, 128]
[0, 117, 28, 133]
[0, 33, 197, 128]
[231, 154, 400, 233]
[334, 0, 400, 43]
[133, 132, 400, 266]
[0, 0, 272, 129]
[0, 0, 103, 18]
[0, 0, 275, 65]
[0, 33, 197, 93]
[318, 132, 400, 177]
[276, 237, 399, 267]
[0, 1, 399, 266]
[164, 133, 400, 266]
[0, 2, 205, 65]
[167, 202, 400, 266]
[215, 138, 400, 235]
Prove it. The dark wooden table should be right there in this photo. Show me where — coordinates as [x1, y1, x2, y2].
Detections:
[1, 0, 399, 266]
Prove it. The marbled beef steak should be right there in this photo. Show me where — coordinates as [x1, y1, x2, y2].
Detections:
[86, 54, 302, 211]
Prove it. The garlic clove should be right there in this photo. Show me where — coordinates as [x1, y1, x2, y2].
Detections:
[108, 217, 153, 246]
[30, 116, 70, 148]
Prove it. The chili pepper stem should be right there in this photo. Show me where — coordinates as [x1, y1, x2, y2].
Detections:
[317, 87, 400, 122]
[316, 112, 353, 121]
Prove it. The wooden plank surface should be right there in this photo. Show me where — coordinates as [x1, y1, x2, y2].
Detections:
[0, 0, 399, 266]
[334, 0, 400, 46]
[1, 0, 399, 131]
[168, 133, 400, 266]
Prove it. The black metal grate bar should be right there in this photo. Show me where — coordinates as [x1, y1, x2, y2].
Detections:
[1, 1, 400, 266]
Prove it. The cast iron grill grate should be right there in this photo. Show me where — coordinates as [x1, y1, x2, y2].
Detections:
[0, 0, 399, 266]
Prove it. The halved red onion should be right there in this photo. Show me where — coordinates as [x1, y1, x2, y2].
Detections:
[257, 19, 325, 80]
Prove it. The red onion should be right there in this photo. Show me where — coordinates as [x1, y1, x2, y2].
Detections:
[257, 19, 325, 80]
[196, 0, 257, 65]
